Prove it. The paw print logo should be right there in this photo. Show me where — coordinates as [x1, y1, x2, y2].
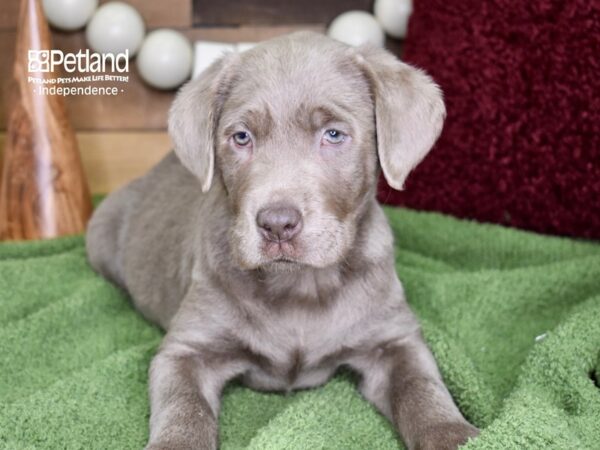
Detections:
[28, 50, 50, 72]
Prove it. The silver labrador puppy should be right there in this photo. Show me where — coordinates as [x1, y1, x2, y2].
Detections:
[87, 32, 479, 450]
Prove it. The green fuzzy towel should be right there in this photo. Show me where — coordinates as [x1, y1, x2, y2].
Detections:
[1, 207, 599, 449]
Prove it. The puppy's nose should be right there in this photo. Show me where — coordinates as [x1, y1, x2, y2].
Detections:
[256, 204, 303, 242]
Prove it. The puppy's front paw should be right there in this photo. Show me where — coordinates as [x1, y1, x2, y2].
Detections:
[145, 442, 199, 450]
[145, 444, 168, 450]
[145, 438, 215, 450]
[145, 441, 188, 450]
[415, 421, 479, 450]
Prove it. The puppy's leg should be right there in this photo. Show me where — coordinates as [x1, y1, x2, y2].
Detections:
[146, 348, 241, 450]
[354, 331, 479, 450]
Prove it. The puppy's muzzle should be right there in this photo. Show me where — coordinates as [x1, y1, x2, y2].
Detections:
[256, 204, 303, 243]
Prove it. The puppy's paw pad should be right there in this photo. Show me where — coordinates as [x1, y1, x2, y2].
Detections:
[415, 421, 479, 450]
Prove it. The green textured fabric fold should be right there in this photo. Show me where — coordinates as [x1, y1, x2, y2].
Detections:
[1, 207, 598, 449]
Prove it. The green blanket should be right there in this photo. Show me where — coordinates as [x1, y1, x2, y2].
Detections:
[1, 207, 599, 449]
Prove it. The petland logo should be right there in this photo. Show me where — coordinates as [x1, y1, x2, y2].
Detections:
[28, 49, 129, 73]
[27, 49, 129, 97]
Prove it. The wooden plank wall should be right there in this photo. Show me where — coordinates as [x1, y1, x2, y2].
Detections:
[193, 0, 372, 25]
[1, 0, 401, 193]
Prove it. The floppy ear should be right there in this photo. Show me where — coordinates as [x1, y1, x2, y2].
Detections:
[355, 46, 446, 190]
[168, 54, 238, 193]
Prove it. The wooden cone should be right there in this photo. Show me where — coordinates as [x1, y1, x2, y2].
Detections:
[0, 0, 92, 241]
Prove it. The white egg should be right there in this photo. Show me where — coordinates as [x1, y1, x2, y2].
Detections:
[137, 29, 193, 90]
[374, 0, 413, 39]
[42, 0, 98, 31]
[86, 2, 145, 57]
[328, 11, 385, 47]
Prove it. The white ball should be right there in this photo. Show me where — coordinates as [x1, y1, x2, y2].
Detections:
[137, 29, 193, 90]
[86, 2, 145, 57]
[43, 0, 98, 31]
[374, 0, 413, 39]
[328, 11, 385, 47]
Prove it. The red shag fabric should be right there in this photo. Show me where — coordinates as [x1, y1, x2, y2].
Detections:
[378, 0, 600, 239]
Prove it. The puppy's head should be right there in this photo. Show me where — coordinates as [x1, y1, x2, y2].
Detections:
[169, 32, 445, 271]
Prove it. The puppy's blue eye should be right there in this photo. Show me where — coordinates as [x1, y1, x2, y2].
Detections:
[233, 131, 251, 146]
[323, 129, 345, 144]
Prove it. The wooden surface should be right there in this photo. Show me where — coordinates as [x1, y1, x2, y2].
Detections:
[74, 132, 171, 193]
[0, 0, 92, 240]
[193, 0, 372, 25]
[0, 132, 169, 193]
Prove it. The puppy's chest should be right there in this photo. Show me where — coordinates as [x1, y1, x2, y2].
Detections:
[235, 299, 365, 391]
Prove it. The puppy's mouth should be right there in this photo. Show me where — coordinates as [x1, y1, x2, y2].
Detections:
[262, 240, 301, 260]
[258, 240, 306, 269]
[260, 256, 304, 273]
[270, 255, 294, 262]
